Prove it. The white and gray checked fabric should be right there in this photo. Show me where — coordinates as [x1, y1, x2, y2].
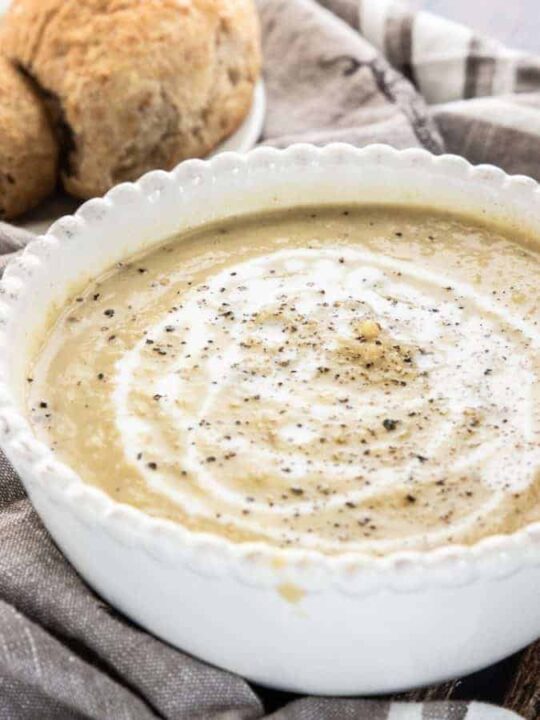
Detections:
[0, 1, 538, 718]
[357, 0, 540, 103]
[353, 0, 540, 177]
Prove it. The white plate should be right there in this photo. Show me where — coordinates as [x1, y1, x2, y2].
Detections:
[210, 79, 266, 156]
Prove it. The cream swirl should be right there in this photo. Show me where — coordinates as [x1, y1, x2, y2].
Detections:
[112, 247, 540, 553]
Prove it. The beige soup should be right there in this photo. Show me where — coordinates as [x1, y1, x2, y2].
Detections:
[28, 206, 540, 555]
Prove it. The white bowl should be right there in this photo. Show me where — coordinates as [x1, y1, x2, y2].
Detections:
[0, 144, 539, 696]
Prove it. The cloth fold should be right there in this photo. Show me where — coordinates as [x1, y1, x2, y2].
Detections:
[0, 0, 538, 717]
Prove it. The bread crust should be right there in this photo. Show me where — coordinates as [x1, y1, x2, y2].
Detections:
[0, 56, 58, 219]
[1, 0, 261, 199]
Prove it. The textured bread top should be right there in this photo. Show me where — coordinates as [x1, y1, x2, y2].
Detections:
[0, 55, 58, 219]
[1, 0, 261, 199]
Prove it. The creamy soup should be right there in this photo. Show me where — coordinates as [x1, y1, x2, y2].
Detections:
[28, 206, 540, 555]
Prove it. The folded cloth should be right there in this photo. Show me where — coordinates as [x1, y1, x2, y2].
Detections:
[352, 0, 540, 179]
[0, 1, 538, 717]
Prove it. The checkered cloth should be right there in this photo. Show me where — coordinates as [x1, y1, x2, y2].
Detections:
[0, 0, 537, 718]
[356, 0, 540, 177]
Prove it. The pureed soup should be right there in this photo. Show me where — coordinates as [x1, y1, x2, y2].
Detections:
[28, 206, 540, 555]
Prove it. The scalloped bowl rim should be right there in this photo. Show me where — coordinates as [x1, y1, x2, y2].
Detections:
[0, 143, 539, 593]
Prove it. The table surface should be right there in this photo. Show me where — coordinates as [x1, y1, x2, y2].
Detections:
[266, 2, 540, 716]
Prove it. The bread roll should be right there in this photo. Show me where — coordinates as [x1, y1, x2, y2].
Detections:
[0, 56, 58, 219]
[1, 0, 261, 199]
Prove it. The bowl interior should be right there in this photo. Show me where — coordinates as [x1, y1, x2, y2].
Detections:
[3, 144, 540, 421]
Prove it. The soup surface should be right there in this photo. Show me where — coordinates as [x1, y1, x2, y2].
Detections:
[28, 206, 540, 555]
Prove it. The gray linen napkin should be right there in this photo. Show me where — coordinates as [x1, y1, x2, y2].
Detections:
[0, 1, 537, 718]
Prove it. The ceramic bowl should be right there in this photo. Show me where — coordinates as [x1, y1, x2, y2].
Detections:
[0, 144, 539, 695]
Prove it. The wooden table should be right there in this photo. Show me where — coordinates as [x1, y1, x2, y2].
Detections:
[265, 2, 540, 716]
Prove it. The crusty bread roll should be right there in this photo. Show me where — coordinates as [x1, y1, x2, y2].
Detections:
[0, 56, 58, 219]
[1, 0, 261, 199]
